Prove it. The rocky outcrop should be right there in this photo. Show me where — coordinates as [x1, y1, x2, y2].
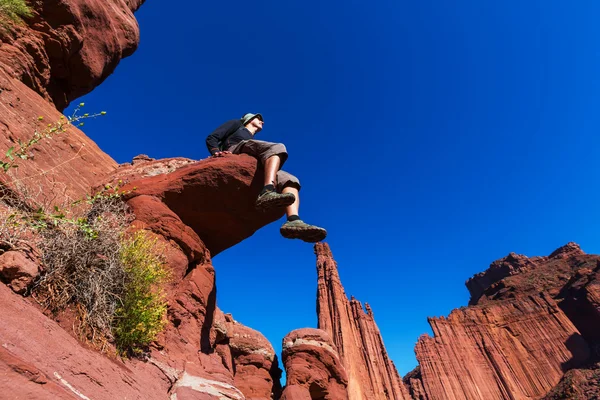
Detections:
[110, 155, 285, 256]
[315, 243, 411, 400]
[0, 0, 148, 206]
[416, 293, 589, 400]
[0, 250, 39, 294]
[468, 242, 591, 304]
[0, 1, 282, 399]
[281, 328, 348, 400]
[0, 0, 145, 110]
[0, 153, 286, 399]
[465, 252, 542, 305]
[220, 311, 283, 400]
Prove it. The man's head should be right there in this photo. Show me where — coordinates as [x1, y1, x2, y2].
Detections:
[241, 113, 264, 133]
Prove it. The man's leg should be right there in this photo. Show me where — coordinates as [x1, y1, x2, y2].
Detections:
[229, 140, 296, 211]
[277, 172, 327, 243]
[263, 154, 281, 187]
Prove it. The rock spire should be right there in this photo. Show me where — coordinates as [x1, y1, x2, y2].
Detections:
[315, 243, 411, 400]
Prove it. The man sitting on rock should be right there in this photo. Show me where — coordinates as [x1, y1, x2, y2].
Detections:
[206, 113, 327, 243]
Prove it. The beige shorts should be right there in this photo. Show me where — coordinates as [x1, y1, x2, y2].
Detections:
[228, 139, 301, 191]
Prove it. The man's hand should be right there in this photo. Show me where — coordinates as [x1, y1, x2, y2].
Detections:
[212, 151, 232, 157]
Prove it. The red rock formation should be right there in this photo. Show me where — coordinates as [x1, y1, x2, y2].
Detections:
[0, 0, 145, 110]
[109, 155, 285, 256]
[0, 68, 118, 206]
[415, 243, 600, 400]
[0, 1, 289, 398]
[465, 251, 542, 305]
[281, 328, 348, 400]
[416, 293, 589, 400]
[467, 242, 593, 305]
[315, 243, 411, 400]
[222, 312, 282, 400]
[0, 0, 148, 206]
[402, 367, 428, 400]
[0, 283, 170, 399]
[0, 154, 286, 399]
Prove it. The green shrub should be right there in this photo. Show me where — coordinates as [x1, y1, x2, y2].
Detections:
[0, 0, 32, 24]
[114, 231, 169, 354]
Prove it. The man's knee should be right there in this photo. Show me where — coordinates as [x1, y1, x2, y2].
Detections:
[263, 143, 288, 167]
[277, 171, 301, 192]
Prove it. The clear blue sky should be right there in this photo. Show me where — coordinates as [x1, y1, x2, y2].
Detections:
[69, 0, 600, 376]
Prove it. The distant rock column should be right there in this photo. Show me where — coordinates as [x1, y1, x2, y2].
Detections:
[315, 243, 411, 400]
[281, 328, 348, 400]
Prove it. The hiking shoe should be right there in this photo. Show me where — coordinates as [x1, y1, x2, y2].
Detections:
[280, 220, 327, 242]
[256, 190, 296, 211]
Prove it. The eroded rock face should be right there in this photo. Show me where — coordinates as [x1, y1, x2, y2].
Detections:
[281, 328, 348, 400]
[0, 0, 145, 110]
[315, 243, 411, 400]
[416, 294, 589, 400]
[415, 243, 600, 400]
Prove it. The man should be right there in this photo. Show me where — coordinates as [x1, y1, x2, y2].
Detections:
[206, 113, 327, 243]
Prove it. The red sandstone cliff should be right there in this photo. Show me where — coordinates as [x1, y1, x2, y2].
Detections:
[0, 2, 287, 398]
[314, 243, 411, 400]
[414, 243, 600, 400]
[0, 0, 146, 206]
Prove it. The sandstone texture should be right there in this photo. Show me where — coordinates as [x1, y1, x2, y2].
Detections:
[315, 243, 411, 400]
[416, 294, 589, 399]
[416, 243, 600, 400]
[281, 328, 348, 400]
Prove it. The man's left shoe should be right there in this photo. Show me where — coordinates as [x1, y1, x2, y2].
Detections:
[280, 220, 327, 243]
[256, 190, 296, 211]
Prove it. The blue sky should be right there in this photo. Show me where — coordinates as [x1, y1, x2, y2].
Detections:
[70, 0, 600, 376]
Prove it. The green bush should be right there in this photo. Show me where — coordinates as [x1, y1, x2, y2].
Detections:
[0, 0, 32, 24]
[114, 231, 169, 354]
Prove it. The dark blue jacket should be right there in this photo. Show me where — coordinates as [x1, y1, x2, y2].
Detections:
[206, 119, 253, 155]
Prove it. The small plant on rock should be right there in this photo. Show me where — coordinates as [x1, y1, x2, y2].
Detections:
[114, 230, 169, 355]
[0, 103, 106, 173]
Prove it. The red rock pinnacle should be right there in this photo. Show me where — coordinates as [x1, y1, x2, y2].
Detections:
[315, 243, 411, 400]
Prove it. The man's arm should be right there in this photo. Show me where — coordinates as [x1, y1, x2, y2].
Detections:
[205, 120, 241, 156]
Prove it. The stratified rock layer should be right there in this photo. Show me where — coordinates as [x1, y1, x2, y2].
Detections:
[416, 243, 600, 400]
[315, 243, 411, 400]
[416, 294, 589, 400]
